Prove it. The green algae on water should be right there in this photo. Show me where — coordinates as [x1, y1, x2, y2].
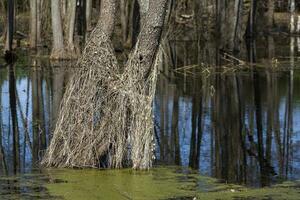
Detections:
[45, 167, 300, 200]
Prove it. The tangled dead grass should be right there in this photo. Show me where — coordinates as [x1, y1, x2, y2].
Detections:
[42, 25, 159, 169]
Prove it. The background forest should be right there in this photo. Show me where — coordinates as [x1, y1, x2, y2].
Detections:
[0, 0, 300, 58]
[1, 0, 300, 200]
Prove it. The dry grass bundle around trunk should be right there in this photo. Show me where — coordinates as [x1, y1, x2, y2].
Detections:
[42, 27, 158, 169]
[42, 0, 168, 170]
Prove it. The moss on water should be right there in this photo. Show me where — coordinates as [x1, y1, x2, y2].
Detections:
[45, 167, 199, 200]
[45, 167, 300, 200]
[0, 167, 299, 199]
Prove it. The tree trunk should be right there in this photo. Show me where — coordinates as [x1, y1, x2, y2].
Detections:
[65, 0, 78, 58]
[29, 0, 37, 48]
[216, 0, 245, 51]
[37, 0, 41, 46]
[86, 0, 92, 31]
[43, 0, 168, 170]
[114, 0, 169, 169]
[246, 0, 257, 38]
[61, 0, 67, 20]
[42, 0, 118, 167]
[6, 0, 14, 52]
[9, 64, 20, 174]
[0, 0, 7, 42]
[290, 0, 296, 34]
[50, 0, 65, 59]
[127, 0, 167, 76]
[29, 0, 41, 48]
[120, 0, 129, 43]
[267, 0, 274, 32]
[137, 0, 149, 26]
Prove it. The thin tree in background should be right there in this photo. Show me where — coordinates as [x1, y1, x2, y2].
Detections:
[290, 0, 296, 34]
[267, 0, 274, 32]
[6, 0, 14, 52]
[86, 0, 93, 31]
[50, 0, 65, 59]
[65, 0, 79, 58]
[0, 0, 7, 42]
[29, 0, 41, 48]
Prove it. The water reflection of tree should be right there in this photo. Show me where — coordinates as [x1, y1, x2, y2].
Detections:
[0, 58, 69, 174]
[155, 35, 297, 186]
[31, 58, 46, 166]
[9, 63, 20, 174]
[0, 80, 8, 175]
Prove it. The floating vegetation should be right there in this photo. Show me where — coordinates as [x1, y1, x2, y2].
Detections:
[0, 172, 61, 200]
[44, 167, 300, 200]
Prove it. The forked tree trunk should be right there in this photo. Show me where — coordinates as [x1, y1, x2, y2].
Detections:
[50, 0, 65, 59]
[42, 0, 168, 169]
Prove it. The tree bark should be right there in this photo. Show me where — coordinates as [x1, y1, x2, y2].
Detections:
[137, 0, 149, 26]
[127, 0, 168, 77]
[86, 0, 92, 31]
[98, 0, 116, 38]
[6, 0, 14, 52]
[65, 0, 78, 58]
[267, 0, 274, 32]
[50, 0, 65, 59]
[29, 0, 37, 48]
[37, 0, 41, 46]
[29, 0, 41, 48]
[290, 0, 296, 34]
[0, 0, 7, 42]
[9, 64, 20, 174]
[120, 0, 129, 43]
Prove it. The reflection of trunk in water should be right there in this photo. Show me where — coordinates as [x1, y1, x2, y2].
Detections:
[9, 64, 20, 174]
[235, 73, 247, 183]
[211, 57, 247, 183]
[39, 66, 47, 152]
[31, 62, 47, 166]
[265, 36, 276, 185]
[283, 37, 294, 177]
[212, 75, 221, 178]
[20, 77, 31, 168]
[189, 78, 202, 169]
[0, 84, 8, 174]
[250, 38, 274, 186]
[171, 84, 181, 165]
[159, 77, 166, 161]
[16, 84, 33, 154]
[51, 64, 66, 130]
[32, 65, 39, 166]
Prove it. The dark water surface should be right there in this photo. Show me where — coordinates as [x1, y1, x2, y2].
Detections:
[0, 36, 300, 199]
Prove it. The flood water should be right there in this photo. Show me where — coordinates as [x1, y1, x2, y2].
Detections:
[0, 36, 300, 199]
